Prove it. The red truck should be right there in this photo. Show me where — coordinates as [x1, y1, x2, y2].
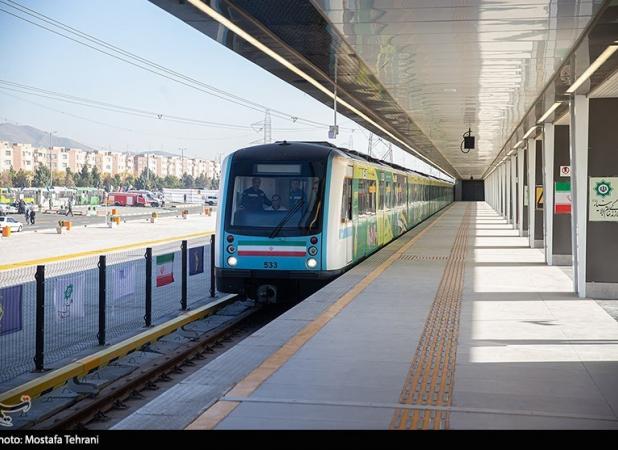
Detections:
[107, 192, 152, 207]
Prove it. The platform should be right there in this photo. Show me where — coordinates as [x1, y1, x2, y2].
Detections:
[113, 202, 618, 430]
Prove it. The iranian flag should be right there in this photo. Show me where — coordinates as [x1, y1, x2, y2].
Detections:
[237, 241, 306, 257]
[555, 182, 572, 215]
[156, 253, 175, 287]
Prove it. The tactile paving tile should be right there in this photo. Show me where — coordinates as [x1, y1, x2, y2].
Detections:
[390, 204, 473, 430]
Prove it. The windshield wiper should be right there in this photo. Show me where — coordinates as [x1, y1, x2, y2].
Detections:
[268, 200, 304, 239]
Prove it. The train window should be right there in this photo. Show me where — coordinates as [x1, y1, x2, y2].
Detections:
[341, 178, 352, 222]
[228, 173, 323, 235]
[367, 180, 376, 214]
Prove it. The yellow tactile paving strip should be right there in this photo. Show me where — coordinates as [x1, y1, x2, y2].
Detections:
[389, 204, 472, 430]
[185, 205, 455, 430]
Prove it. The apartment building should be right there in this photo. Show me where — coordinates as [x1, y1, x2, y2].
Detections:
[0, 142, 221, 180]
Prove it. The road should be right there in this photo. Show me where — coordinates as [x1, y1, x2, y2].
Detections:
[4, 204, 212, 232]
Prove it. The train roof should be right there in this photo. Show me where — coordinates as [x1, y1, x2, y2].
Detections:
[284, 141, 453, 184]
[234, 141, 452, 184]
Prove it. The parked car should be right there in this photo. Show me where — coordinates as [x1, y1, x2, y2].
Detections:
[0, 204, 18, 214]
[205, 194, 218, 206]
[0, 216, 23, 232]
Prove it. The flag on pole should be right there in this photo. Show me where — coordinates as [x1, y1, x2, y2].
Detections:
[555, 182, 571, 214]
[54, 273, 85, 321]
[156, 253, 175, 287]
[189, 246, 204, 276]
[113, 263, 136, 300]
[0, 285, 22, 336]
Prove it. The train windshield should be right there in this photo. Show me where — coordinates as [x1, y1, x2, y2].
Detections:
[225, 161, 325, 237]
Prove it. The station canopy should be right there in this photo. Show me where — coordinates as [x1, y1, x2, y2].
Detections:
[150, 0, 618, 180]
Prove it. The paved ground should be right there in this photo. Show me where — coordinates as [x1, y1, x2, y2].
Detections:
[0, 211, 217, 267]
[1, 204, 209, 233]
[113, 202, 618, 430]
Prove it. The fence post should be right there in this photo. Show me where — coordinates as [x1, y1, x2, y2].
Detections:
[145, 247, 152, 327]
[210, 234, 215, 298]
[181, 240, 188, 310]
[34, 265, 45, 372]
[98, 255, 106, 345]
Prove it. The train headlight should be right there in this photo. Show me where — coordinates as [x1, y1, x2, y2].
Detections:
[227, 245, 236, 253]
[308, 246, 318, 256]
[306, 258, 318, 269]
[227, 256, 238, 266]
[226, 235, 234, 243]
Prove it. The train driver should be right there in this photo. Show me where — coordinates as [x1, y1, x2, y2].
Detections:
[240, 177, 272, 211]
[288, 179, 306, 209]
[266, 194, 287, 211]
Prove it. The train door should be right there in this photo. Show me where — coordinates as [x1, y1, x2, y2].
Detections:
[342, 168, 354, 264]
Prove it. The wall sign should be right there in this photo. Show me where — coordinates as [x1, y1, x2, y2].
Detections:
[559, 166, 571, 177]
[589, 177, 618, 221]
[555, 181, 571, 215]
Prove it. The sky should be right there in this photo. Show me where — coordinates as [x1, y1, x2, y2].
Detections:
[0, 0, 447, 179]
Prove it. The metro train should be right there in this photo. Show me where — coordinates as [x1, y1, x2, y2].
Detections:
[215, 141, 454, 302]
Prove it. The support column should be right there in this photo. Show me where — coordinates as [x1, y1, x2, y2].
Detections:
[585, 98, 618, 299]
[517, 147, 525, 236]
[569, 95, 588, 297]
[506, 158, 512, 224]
[499, 164, 505, 217]
[527, 140, 537, 248]
[542, 124, 555, 264]
[551, 125, 572, 265]
[510, 155, 517, 228]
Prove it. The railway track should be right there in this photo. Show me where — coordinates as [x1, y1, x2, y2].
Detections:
[13, 296, 294, 430]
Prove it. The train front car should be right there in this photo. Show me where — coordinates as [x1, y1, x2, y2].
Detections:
[215, 142, 334, 303]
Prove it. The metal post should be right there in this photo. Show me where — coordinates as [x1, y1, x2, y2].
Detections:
[34, 265, 45, 372]
[181, 240, 188, 310]
[98, 255, 106, 345]
[210, 234, 215, 298]
[145, 247, 152, 327]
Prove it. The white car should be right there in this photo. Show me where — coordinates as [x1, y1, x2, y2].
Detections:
[0, 204, 18, 214]
[0, 216, 23, 232]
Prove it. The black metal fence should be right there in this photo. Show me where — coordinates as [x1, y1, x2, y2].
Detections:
[0, 234, 216, 385]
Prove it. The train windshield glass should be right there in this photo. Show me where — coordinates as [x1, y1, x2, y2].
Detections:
[226, 162, 325, 236]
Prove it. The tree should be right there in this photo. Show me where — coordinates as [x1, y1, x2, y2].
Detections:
[136, 168, 156, 191]
[209, 177, 219, 190]
[194, 174, 208, 189]
[113, 174, 122, 189]
[123, 174, 135, 190]
[13, 169, 31, 188]
[0, 170, 11, 187]
[102, 174, 113, 192]
[64, 168, 76, 188]
[181, 173, 194, 189]
[162, 175, 180, 189]
[52, 171, 66, 187]
[91, 166, 102, 188]
[32, 164, 51, 187]
[77, 165, 91, 187]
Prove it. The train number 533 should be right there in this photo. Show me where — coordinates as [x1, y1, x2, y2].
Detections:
[263, 261, 278, 269]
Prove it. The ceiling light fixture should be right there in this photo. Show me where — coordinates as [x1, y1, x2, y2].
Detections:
[566, 43, 618, 94]
[537, 102, 563, 123]
[522, 126, 538, 140]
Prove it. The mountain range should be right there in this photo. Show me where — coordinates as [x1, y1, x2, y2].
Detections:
[0, 123, 96, 151]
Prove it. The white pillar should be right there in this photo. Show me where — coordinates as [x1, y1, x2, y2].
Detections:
[504, 159, 513, 223]
[527, 140, 536, 248]
[542, 124, 555, 265]
[569, 95, 589, 298]
[517, 147, 525, 236]
[510, 155, 517, 227]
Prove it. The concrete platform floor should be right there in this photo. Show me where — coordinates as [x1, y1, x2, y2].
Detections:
[114, 202, 618, 429]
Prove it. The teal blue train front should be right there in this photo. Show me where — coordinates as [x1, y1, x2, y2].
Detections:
[215, 141, 454, 302]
